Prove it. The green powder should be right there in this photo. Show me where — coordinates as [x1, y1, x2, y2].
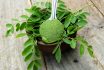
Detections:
[39, 19, 64, 43]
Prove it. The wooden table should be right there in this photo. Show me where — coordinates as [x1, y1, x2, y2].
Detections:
[0, 0, 104, 70]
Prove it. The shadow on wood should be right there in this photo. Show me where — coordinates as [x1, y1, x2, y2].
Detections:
[43, 47, 98, 70]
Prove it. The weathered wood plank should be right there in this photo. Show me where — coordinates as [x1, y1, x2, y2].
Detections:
[1, 0, 104, 70]
[0, 0, 30, 70]
[44, 48, 104, 70]
[89, 0, 104, 16]
[0, 0, 46, 70]
[71, 0, 104, 69]
[67, 0, 104, 69]
[64, 0, 104, 69]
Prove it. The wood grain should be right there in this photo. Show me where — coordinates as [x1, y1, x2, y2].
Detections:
[0, 0, 29, 69]
[0, 0, 104, 70]
[0, 0, 46, 70]
[89, 0, 104, 16]
[44, 48, 104, 70]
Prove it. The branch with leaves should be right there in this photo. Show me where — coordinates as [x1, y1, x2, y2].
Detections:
[5, 0, 94, 70]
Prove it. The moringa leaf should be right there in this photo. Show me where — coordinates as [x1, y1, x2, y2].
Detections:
[77, 19, 87, 27]
[67, 26, 78, 35]
[57, 12, 66, 20]
[25, 8, 34, 14]
[34, 60, 42, 68]
[12, 18, 20, 22]
[55, 47, 61, 63]
[70, 15, 77, 23]
[45, 2, 51, 9]
[80, 45, 85, 56]
[63, 38, 71, 44]
[16, 33, 26, 38]
[24, 39, 34, 48]
[6, 23, 14, 36]
[33, 65, 38, 70]
[27, 61, 34, 70]
[20, 22, 26, 30]
[6, 24, 13, 29]
[22, 45, 33, 56]
[5, 30, 12, 37]
[33, 60, 42, 70]
[58, 0, 66, 10]
[64, 14, 71, 28]
[24, 52, 33, 62]
[70, 39, 77, 49]
[21, 15, 29, 19]
[87, 46, 94, 57]
[16, 23, 20, 31]
[52, 44, 60, 54]
[29, 17, 40, 23]
[76, 36, 88, 47]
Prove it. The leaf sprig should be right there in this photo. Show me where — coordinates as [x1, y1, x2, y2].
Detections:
[23, 38, 42, 70]
[5, 0, 94, 70]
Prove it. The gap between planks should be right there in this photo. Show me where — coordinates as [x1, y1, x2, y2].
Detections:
[89, 0, 104, 17]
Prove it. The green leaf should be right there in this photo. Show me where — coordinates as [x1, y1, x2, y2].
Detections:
[76, 36, 88, 47]
[67, 26, 75, 35]
[58, 0, 66, 10]
[24, 39, 33, 47]
[34, 45, 41, 58]
[70, 39, 77, 49]
[33, 65, 38, 70]
[45, 2, 51, 9]
[26, 25, 33, 31]
[11, 27, 14, 33]
[16, 33, 26, 38]
[34, 60, 42, 68]
[33, 60, 42, 70]
[75, 10, 89, 20]
[20, 22, 26, 30]
[16, 23, 20, 31]
[64, 14, 71, 28]
[24, 52, 33, 62]
[81, 40, 88, 47]
[6, 23, 14, 36]
[77, 20, 87, 27]
[27, 61, 34, 70]
[70, 15, 77, 23]
[5, 30, 11, 37]
[80, 45, 84, 56]
[59, 3, 66, 9]
[79, 14, 87, 19]
[31, 7, 41, 17]
[58, 5, 66, 11]
[67, 26, 77, 35]
[6, 24, 13, 29]
[25, 8, 34, 14]
[22, 45, 33, 56]
[12, 18, 20, 22]
[55, 47, 61, 63]
[76, 36, 83, 41]
[63, 38, 71, 44]
[52, 44, 60, 54]
[29, 17, 40, 23]
[87, 46, 94, 57]
[57, 12, 66, 20]
[21, 15, 29, 19]
[58, 0, 64, 4]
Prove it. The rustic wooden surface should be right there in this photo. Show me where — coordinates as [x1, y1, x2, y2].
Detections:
[0, 0, 104, 70]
